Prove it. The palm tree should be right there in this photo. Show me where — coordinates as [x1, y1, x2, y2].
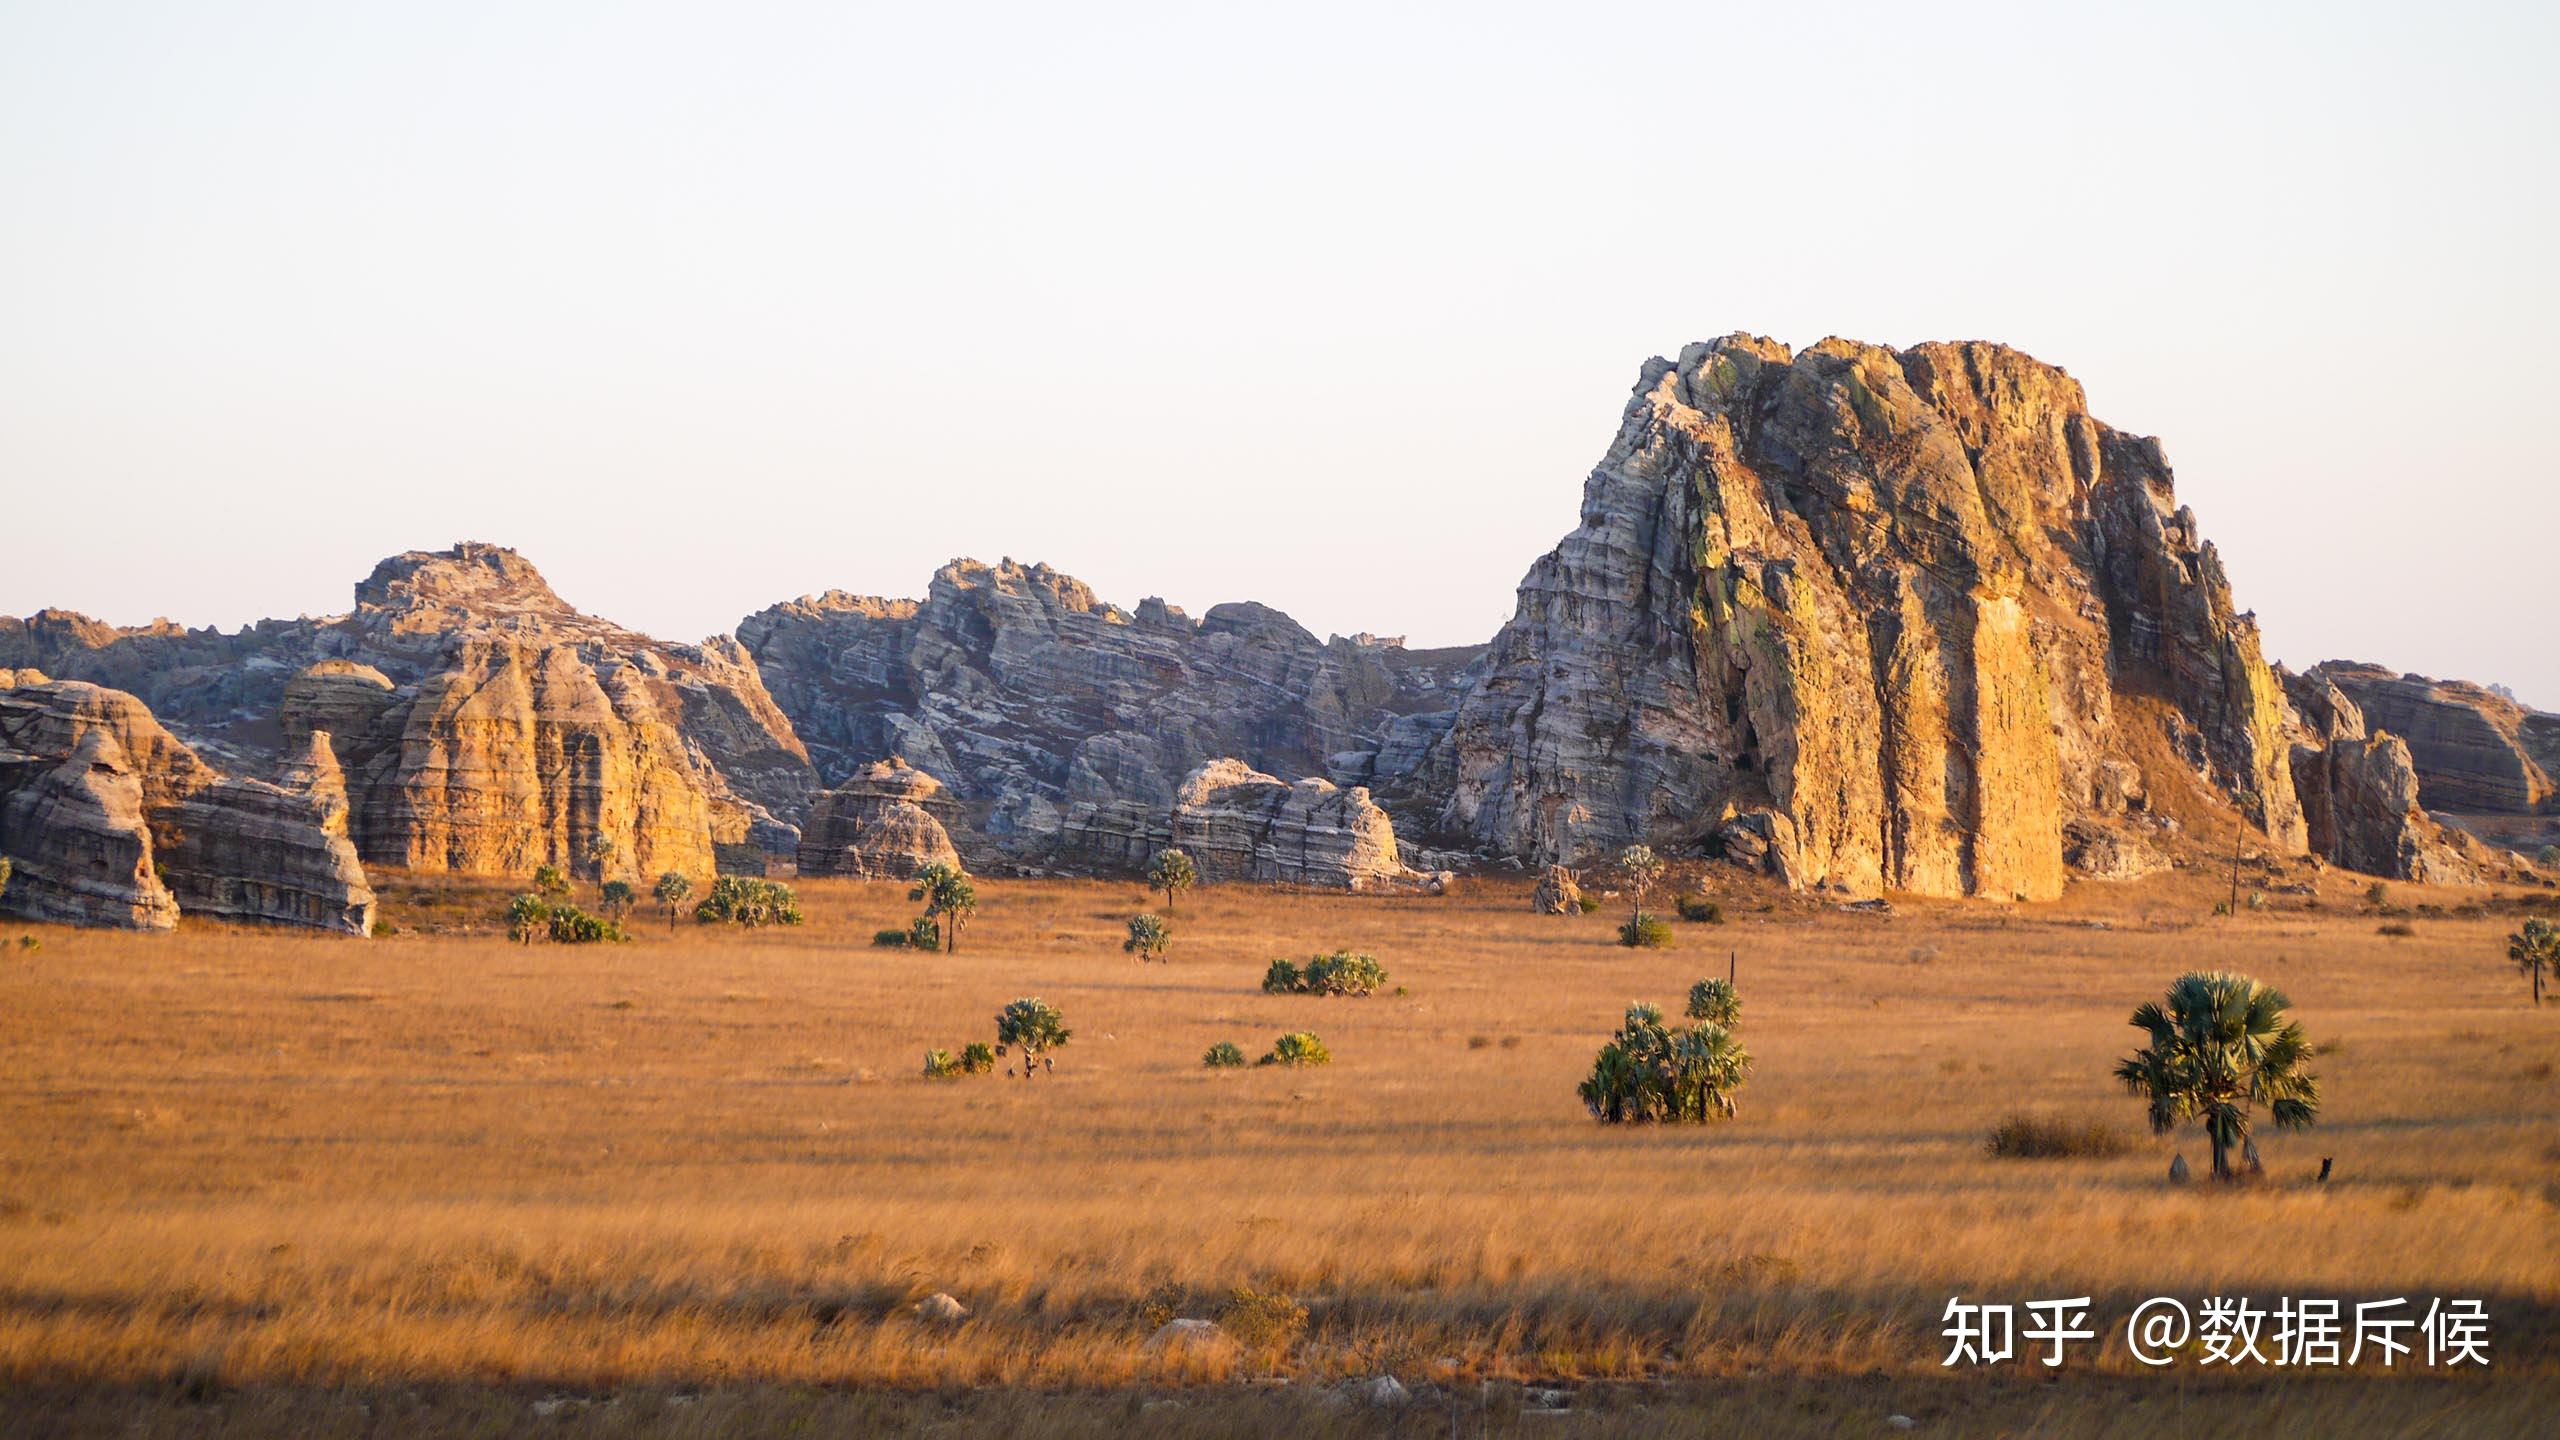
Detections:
[1619, 845, 1665, 928]
[996, 997, 1071, 1080]
[2511, 919, 2559, 1007]
[909, 861, 979, 954]
[1147, 848, 1198, 916]
[1123, 912, 1170, 963]
[584, 832, 617, 883]
[652, 872, 693, 932]
[1578, 998, 1751, 1123]
[2115, 972, 2320, 1182]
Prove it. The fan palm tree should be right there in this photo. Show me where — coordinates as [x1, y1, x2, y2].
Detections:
[1147, 848, 1197, 916]
[1619, 845, 1665, 928]
[651, 871, 692, 932]
[1123, 912, 1170, 962]
[2115, 972, 2320, 1182]
[909, 861, 979, 954]
[2511, 918, 2559, 1007]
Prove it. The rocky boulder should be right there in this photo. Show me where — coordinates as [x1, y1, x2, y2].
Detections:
[1431, 335, 2306, 899]
[797, 758, 962, 879]
[1168, 758, 1423, 890]
[1531, 864, 1581, 913]
[2283, 668, 2480, 884]
[0, 670, 374, 932]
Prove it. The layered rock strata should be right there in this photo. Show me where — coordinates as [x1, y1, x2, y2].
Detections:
[0, 671, 373, 932]
[1431, 335, 2307, 899]
[797, 758, 962, 879]
[2283, 669, 2481, 884]
[736, 560, 1480, 855]
[2306, 662, 2555, 814]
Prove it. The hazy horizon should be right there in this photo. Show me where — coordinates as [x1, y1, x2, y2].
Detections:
[5, 3, 2554, 706]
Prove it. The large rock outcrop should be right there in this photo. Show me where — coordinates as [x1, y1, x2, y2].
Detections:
[1165, 758, 1420, 890]
[1430, 335, 2306, 899]
[8, 544, 816, 880]
[0, 671, 374, 932]
[2305, 662, 2555, 815]
[736, 560, 1481, 859]
[797, 758, 962, 879]
[2282, 669, 2481, 884]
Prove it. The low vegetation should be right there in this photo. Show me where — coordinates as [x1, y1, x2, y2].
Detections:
[1123, 912, 1170, 963]
[1676, 893, 1723, 924]
[1257, 1031, 1331, 1067]
[1579, 993, 1752, 1122]
[1618, 912, 1674, 948]
[1201, 1040, 1247, 1069]
[1260, 950, 1387, 996]
[1985, 1113, 2135, 1159]
[693, 876, 803, 927]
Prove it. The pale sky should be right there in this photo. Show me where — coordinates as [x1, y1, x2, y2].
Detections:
[3, 2, 2553, 705]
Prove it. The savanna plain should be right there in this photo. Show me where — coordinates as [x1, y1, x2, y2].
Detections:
[2, 867, 2555, 1437]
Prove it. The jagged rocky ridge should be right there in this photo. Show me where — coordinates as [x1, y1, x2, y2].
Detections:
[7, 338, 2540, 919]
[0, 670, 374, 932]
[736, 559, 1478, 857]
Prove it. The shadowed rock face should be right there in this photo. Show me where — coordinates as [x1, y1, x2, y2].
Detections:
[736, 560, 1480, 858]
[2283, 669, 2480, 883]
[2306, 661, 2555, 815]
[0, 671, 373, 932]
[796, 758, 961, 880]
[5, 544, 815, 881]
[1430, 335, 2305, 898]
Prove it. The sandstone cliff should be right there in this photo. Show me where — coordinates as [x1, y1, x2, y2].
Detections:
[737, 560, 1479, 857]
[2305, 661, 2555, 815]
[0, 670, 374, 932]
[1430, 335, 2305, 898]
[7, 544, 815, 881]
[2282, 668, 2481, 884]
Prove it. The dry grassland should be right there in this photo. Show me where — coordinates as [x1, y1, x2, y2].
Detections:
[2, 864, 2555, 1436]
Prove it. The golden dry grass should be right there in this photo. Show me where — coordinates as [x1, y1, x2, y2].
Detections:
[2, 864, 2556, 1435]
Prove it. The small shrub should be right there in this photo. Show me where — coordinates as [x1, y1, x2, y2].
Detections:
[871, 928, 911, 948]
[1220, 1287, 1308, 1353]
[16, 935, 38, 953]
[2211, 901, 2232, 917]
[1466, 1034, 1492, 1050]
[2378, 921, 2416, 938]
[2365, 881, 2391, 909]
[1124, 912, 1171, 962]
[1986, 1113, 2133, 1159]
[1202, 1041, 1247, 1069]
[2246, 890, 2268, 911]
[959, 1041, 996, 1074]
[598, 879, 636, 919]
[2538, 844, 2560, 870]
[505, 893, 551, 944]
[369, 917, 395, 939]
[546, 905, 625, 943]
[1676, 894, 1724, 924]
[1576, 895, 1603, 914]
[907, 916, 942, 950]
[1618, 913, 1674, 948]
[1258, 1032, 1331, 1067]
[532, 864, 571, 901]
[922, 1047, 960, 1078]
[694, 876, 804, 928]
[1261, 951, 1387, 996]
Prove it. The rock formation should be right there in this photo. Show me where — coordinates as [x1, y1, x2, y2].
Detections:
[1531, 864, 1581, 914]
[1429, 335, 2307, 899]
[2305, 662, 2555, 814]
[2282, 669, 2481, 884]
[1164, 758, 1429, 891]
[7, 544, 815, 882]
[736, 560, 1480, 859]
[0, 670, 374, 932]
[797, 758, 962, 879]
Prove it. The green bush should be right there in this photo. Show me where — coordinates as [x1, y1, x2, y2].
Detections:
[959, 1042, 996, 1074]
[1124, 912, 1171, 962]
[1685, 977, 1740, 1027]
[2538, 844, 2560, 869]
[1202, 1040, 1247, 1069]
[871, 928, 910, 948]
[1985, 1113, 2132, 1159]
[1618, 913, 1674, 948]
[922, 1047, 958, 1078]
[545, 905, 625, 943]
[1676, 894, 1724, 924]
[1576, 895, 1603, 914]
[532, 864, 571, 901]
[505, 893, 551, 944]
[907, 916, 942, 950]
[1263, 950, 1388, 996]
[1579, 1000, 1751, 1123]
[693, 876, 804, 928]
[1258, 1032, 1331, 1067]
